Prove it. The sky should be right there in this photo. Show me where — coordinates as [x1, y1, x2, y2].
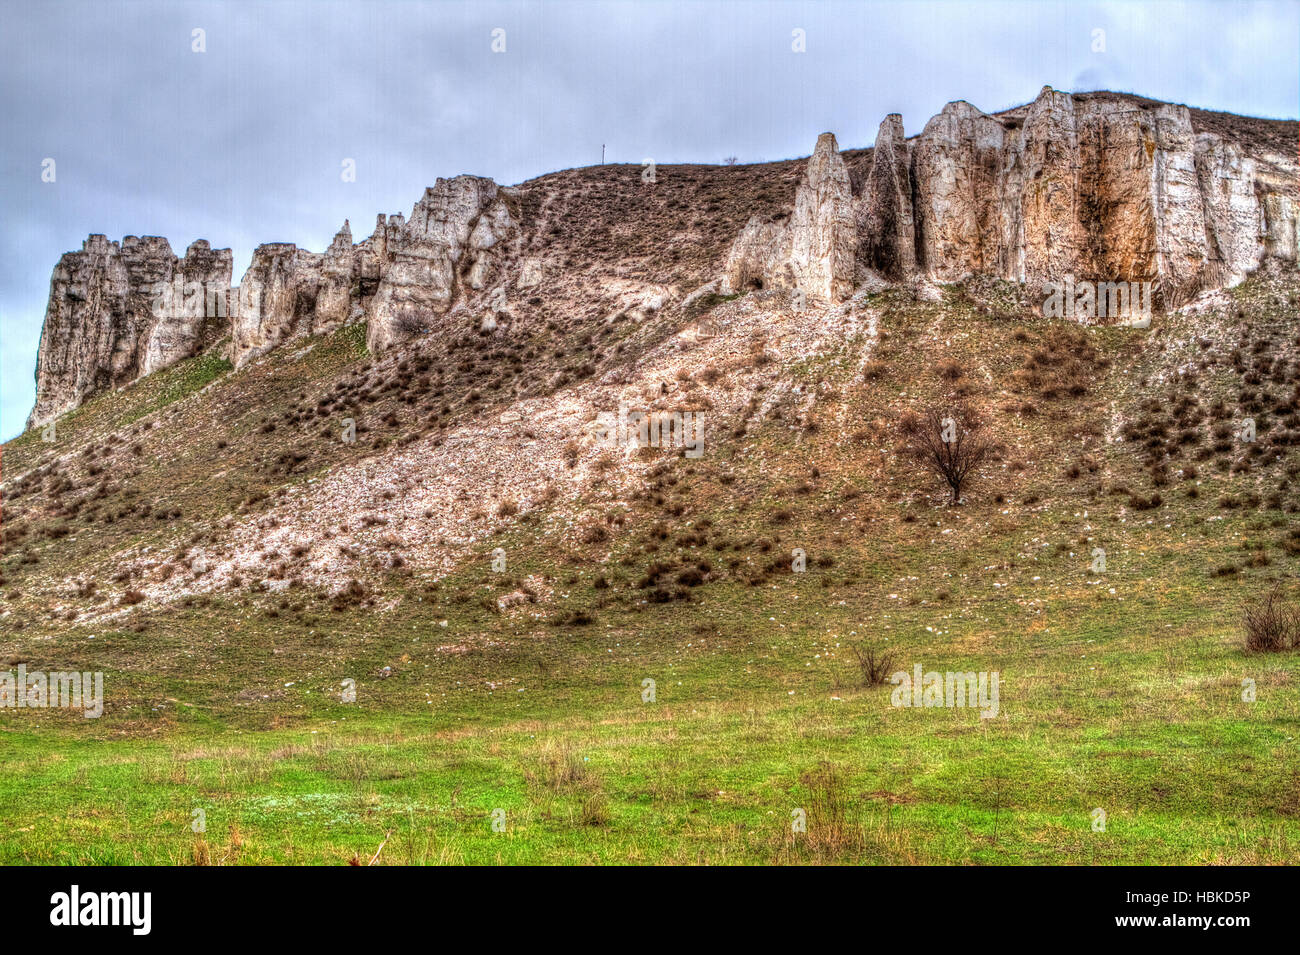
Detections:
[1, 0, 1297, 441]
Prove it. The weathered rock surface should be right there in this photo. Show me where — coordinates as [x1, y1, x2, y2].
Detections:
[230, 221, 360, 367]
[230, 242, 322, 366]
[27, 88, 1298, 428]
[909, 87, 1298, 300]
[230, 176, 520, 363]
[857, 114, 916, 279]
[30, 172, 524, 423]
[723, 133, 857, 302]
[721, 87, 1297, 308]
[27, 235, 232, 429]
[910, 99, 1016, 280]
[720, 218, 787, 295]
[367, 176, 518, 353]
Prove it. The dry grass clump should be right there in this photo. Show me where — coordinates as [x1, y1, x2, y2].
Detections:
[848, 642, 897, 687]
[1243, 588, 1299, 653]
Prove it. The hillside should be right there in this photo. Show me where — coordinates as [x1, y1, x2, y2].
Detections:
[2, 87, 1299, 865]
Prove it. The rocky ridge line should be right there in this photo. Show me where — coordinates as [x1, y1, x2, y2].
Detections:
[25, 86, 1298, 429]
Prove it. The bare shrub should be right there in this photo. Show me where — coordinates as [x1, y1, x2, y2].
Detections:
[581, 792, 611, 827]
[580, 524, 609, 544]
[798, 763, 862, 857]
[900, 404, 992, 504]
[535, 742, 590, 792]
[849, 643, 897, 687]
[937, 358, 965, 382]
[861, 360, 888, 381]
[1243, 588, 1298, 653]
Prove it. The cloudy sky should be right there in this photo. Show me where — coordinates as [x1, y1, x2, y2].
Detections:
[2, 0, 1296, 440]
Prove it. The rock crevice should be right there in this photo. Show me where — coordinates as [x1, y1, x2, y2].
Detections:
[723, 132, 857, 302]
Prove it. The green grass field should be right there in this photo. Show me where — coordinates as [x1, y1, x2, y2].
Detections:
[3, 279, 1299, 865]
[3, 496, 1297, 864]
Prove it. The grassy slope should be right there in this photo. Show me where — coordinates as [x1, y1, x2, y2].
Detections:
[2, 274, 1298, 865]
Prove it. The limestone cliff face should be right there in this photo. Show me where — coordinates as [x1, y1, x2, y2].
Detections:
[27, 235, 232, 429]
[27, 88, 1297, 429]
[910, 101, 1014, 280]
[367, 175, 517, 353]
[723, 87, 1297, 308]
[858, 114, 916, 280]
[229, 175, 519, 364]
[230, 220, 357, 367]
[29, 171, 524, 426]
[909, 87, 1298, 299]
[722, 132, 857, 302]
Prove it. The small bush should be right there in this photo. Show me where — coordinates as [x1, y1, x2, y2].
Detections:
[676, 568, 706, 587]
[849, 643, 897, 687]
[861, 360, 888, 381]
[580, 525, 609, 544]
[1243, 589, 1298, 653]
[937, 359, 965, 382]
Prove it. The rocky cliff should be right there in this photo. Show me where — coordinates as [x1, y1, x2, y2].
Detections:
[723, 132, 859, 301]
[726, 87, 1298, 304]
[229, 224, 354, 368]
[364, 175, 518, 354]
[27, 235, 232, 429]
[25, 87, 1298, 429]
[28, 171, 525, 428]
[229, 175, 519, 365]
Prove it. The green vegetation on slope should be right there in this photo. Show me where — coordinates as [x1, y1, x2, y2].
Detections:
[2, 277, 1298, 865]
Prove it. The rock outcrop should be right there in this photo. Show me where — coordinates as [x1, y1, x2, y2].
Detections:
[230, 176, 519, 364]
[909, 87, 1298, 300]
[723, 132, 857, 302]
[858, 114, 916, 279]
[29, 172, 524, 424]
[27, 235, 232, 429]
[230, 220, 358, 367]
[722, 87, 1298, 309]
[26, 87, 1298, 429]
[367, 176, 518, 353]
[910, 100, 1011, 280]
